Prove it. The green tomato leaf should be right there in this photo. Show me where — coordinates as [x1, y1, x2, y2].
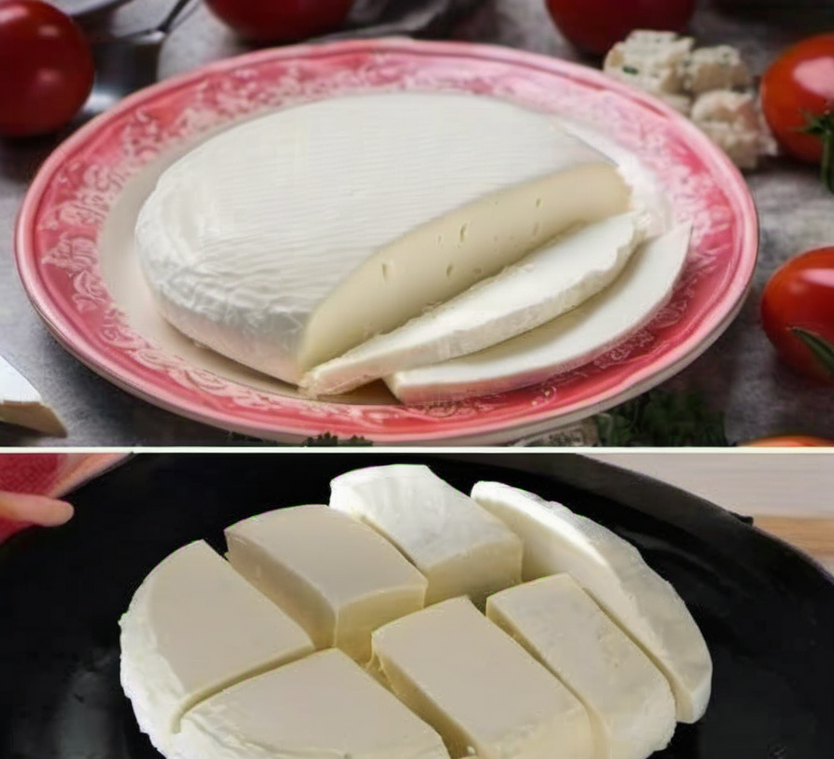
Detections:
[790, 327, 834, 379]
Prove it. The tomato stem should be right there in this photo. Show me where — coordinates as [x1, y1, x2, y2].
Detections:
[790, 326, 834, 379]
[803, 110, 834, 193]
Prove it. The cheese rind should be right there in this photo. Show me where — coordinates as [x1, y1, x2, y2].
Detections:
[471, 481, 712, 723]
[487, 575, 676, 759]
[119, 540, 314, 755]
[329, 465, 522, 606]
[136, 92, 629, 384]
[225, 505, 427, 662]
[386, 224, 690, 403]
[372, 596, 594, 759]
[301, 213, 644, 396]
[172, 649, 451, 759]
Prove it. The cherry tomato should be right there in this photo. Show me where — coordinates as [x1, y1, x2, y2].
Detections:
[743, 435, 834, 447]
[544, 0, 697, 56]
[761, 246, 834, 384]
[760, 33, 834, 189]
[204, 0, 353, 43]
[0, 0, 95, 137]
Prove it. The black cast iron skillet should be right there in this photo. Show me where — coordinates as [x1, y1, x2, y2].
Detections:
[1, 453, 832, 758]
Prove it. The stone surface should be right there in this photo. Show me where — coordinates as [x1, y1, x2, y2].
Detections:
[1, 0, 832, 446]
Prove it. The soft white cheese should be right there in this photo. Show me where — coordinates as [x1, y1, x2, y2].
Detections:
[386, 223, 690, 404]
[0, 354, 65, 436]
[300, 213, 645, 396]
[680, 45, 752, 95]
[487, 575, 677, 759]
[690, 90, 762, 169]
[371, 596, 594, 759]
[329, 464, 522, 606]
[172, 649, 451, 759]
[225, 505, 427, 663]
[119, 540, 314, 755]
[470, 481, 712, 724]
[136, 92, 631, 384]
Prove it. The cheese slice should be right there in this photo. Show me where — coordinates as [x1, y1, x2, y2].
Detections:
[300, 213, 645, 396]
[329, 464, 521, 606]
[119, 540, 314, 755]
[0, 355, 65, 436]
[225, 505, 427, 662]
[173, 648, 451, 759]
[487, 575, 676, 759]
[387, 223, 690, 403]
[471, 481, 712, 723]
[136, 92, 631, 384]
[371, 596, 593, 759]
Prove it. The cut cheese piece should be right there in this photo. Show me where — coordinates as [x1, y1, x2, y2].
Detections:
[119, 540, 314, 755]
[173, 648, 451, 759]
[471, 481, 712, 723]
[329, 464, 521, 606]
[371, 596, 593, 759]
[225, 505, 427, 662]
[301, 213, 644, 396]
[387, 223, 690, 403]
[487, 575, 676, 759]
[136, 92, 631, 384]
[0, 355, 65, 436]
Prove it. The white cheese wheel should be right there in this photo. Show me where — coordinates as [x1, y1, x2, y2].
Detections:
[371, 596, 594, 759]
[136, 92, 630, 384]
[224, 505, 427, 662]
[119, 540, 314, 755]
[329, 464, 522, 606]
[300, 212, 644, 396]
[471, 480, 713, 723]
[487, 575, 677, 759]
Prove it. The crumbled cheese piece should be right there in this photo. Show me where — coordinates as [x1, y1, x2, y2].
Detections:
[604, 31, 694, 96]
[681, 45, 753, 95]
[690, 91, 762, 169]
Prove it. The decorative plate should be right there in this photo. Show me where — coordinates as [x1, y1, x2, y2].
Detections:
[15, 38, 758, 444]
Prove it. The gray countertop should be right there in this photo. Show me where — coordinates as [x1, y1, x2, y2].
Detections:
[1, 0, 833, 446]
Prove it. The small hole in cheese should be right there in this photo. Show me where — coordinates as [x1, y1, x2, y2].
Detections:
[381, 263, 390, 282]
[535, 197, 542, 208]
[446, 264, 455, 278]
[459, 223, 469, 244]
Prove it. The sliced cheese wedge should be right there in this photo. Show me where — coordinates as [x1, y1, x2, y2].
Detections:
[329, 464, 521, 606]
[136, 92, 631, 384]
[119, 540, 314, 755]
[0, 355, 65, 436]
[487, 575, 676, 759]
[371, 596, 593, 759]
[301, 213, 644, 396]
[225, 505, 427, 662]
[387, 223, 691, 404]
[173, 649, 451, 759]
[471, 481, 712, 724]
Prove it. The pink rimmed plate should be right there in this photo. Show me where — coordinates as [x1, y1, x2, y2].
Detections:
[15, 38, 758, 445]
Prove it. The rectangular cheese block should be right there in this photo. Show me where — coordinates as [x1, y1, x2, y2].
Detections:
[119, 540, 314, 755]
[225, 505, 427, 662]
[174, 649, 451, 759]
[487, 575, 676, 759]
[471, 481, 712, 723]
[300, 213, 643, 396]
[371, 597, 593, 759]
[329, 465, 522, 606]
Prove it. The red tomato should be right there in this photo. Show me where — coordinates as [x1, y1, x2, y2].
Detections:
[204, 0, 353, 43]
[761, 246, 834, 384]
[544, 0, 697, 56]
[0, 0, 94, 137]
[760, 33, 834, 183]
[744, 435, 834, 447]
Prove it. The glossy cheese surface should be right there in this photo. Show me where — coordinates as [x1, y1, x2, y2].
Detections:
[329, 464, 522, 606]
[471, 481, 713, 723]
[225, 505, 427, 662]
[372, 597, 594, 759]
[487, 575, 676, 759]
[119, 540, 314, 754]
[136, 92, 628, 383]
